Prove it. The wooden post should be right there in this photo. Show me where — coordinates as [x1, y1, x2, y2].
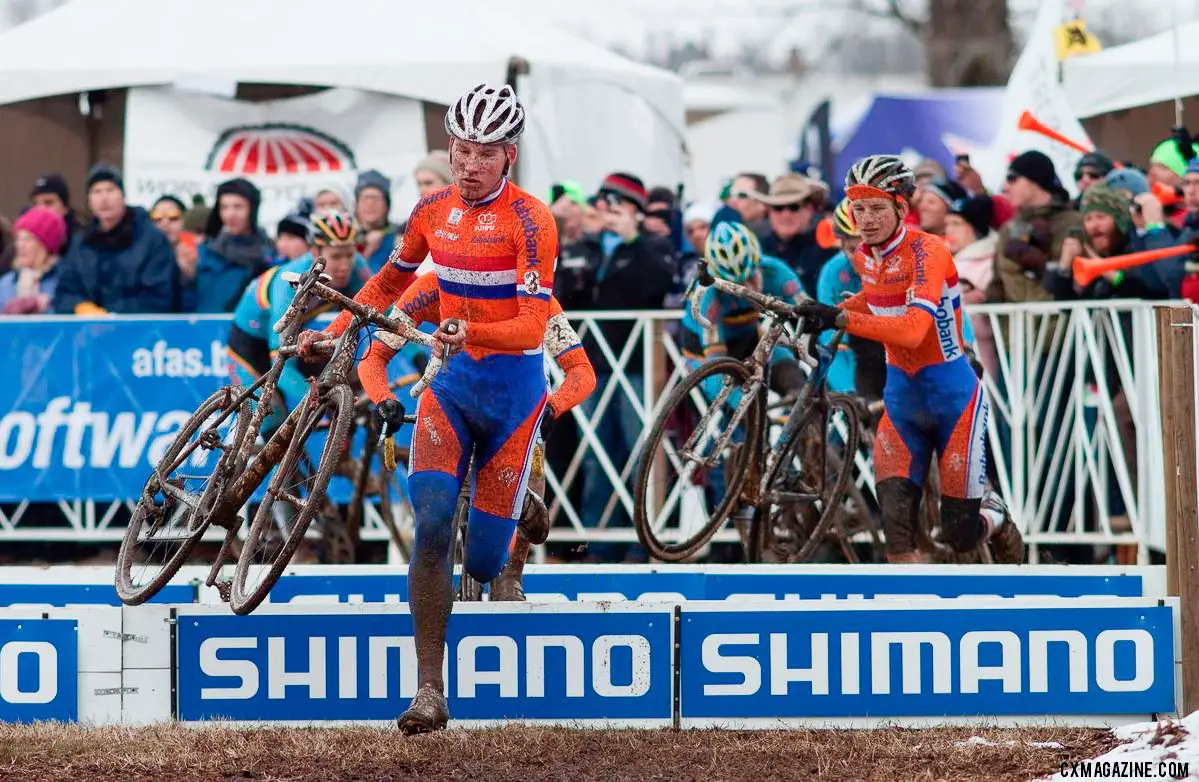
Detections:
[1155, 305, 1199, 714]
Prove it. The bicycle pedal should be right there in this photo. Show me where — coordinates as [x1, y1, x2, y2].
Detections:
[214, 580, 233, 603]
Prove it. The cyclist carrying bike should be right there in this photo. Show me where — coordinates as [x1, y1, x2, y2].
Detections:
[355, 272, 596, 601]
[681, 220, 806, 397]
[298, 83, 557, 734]
[227, 209, 371, 433]
[795, 155, 1023, 564]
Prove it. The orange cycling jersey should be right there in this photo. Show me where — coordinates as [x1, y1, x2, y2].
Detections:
[837, 226, 968, 376]
[326, 181, 557, 355]
[359, 273, 596, 417]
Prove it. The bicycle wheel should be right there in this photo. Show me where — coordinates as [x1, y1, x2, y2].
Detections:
[634, 357, 761, 562]
[116, 387, 251, 605]
[230, 385, 353, 614]
[750, 393, 859, 563]
[452, 493, 482, 601]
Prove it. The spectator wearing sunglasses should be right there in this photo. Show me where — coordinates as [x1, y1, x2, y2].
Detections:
[725, 172, 771, 239]
[151, 195, 200, 310]
[753, 172, 833, 297]
[988, 150, 1080, 304]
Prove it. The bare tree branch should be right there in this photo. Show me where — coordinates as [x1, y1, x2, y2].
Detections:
[846, 0, 927, 39]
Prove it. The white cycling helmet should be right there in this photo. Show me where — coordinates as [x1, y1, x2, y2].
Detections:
[705, 221, 761, 284]
[444, 83, 526, 145]
[844, 154, 917, 202]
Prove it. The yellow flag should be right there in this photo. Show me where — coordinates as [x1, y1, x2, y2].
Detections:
[1055, 19, 1103, 61]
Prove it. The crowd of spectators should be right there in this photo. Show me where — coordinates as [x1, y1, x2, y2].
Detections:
[1, 129, 1196, 565]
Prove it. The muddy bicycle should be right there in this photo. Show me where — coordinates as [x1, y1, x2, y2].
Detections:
[634, 273, 859, 563]
[114, 258, 447, 612]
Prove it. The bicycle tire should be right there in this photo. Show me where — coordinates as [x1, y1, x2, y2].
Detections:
[230, 384, 353, 614]
[452, 493, 482, 601]
[116, 387, 251, 605]
[750, 393, 860, 564]
[633, 357, 761, 562]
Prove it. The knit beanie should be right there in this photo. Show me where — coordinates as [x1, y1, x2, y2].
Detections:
[597, 172, 648, 212]
[204, 178, 262, 238]
[414, 151, 452, 186]
[1150, 138, 1188, 178]
[30, 174, 70, 206]
[948, 195, 993, 239]
[13, 206, 67, 254]
[1007, 151, 1067, 201]
[86, 162, 124, 193]
[355, 169, 391, 207]
[922, 179, 968, 207]
[1080, 183, 1132, 236]
[1105, 168, 1150, 196]
[1075, 152, 1115, 179]
[276, 213, 310, 242]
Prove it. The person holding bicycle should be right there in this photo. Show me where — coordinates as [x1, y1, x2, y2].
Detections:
[297, 83, 557, 734]
[680, 220, 806, 397]
[353, 272, 595, 600]
[793, 155, 1024, 565]
[227, 209, 371, 433]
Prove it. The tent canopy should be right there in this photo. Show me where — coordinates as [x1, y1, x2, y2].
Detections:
[1063, 21, 1199, 118]
[0, 0, 687, 198]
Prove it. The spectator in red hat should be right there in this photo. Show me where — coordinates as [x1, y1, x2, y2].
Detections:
[0, 206, 67, 314]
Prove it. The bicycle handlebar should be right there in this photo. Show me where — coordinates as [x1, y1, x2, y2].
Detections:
[277, 262, 450, 399]
[686, 275, 818, 368]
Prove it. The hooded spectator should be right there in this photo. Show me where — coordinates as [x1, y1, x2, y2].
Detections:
[917, 179, 968, 236]
[54, 163, 178, 314]
[754, 172, 833, 296]
[191, 178, 274, 313]
[946, 195, 999, 379]
[150, 195, 200, 309]
[988, 151, 1081, 303]
[0, 207, 67, 314]
[726, 172, 771, 238]
[413, 151, 452, 195]
[314, 187, 349, 213]
[274, 212, 310, 263]
[354, 169, 402, 273]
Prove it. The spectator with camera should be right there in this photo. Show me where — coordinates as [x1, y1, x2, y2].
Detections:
[552, 172, 676, 562]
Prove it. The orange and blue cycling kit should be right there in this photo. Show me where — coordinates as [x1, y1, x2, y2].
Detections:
[328, 180, 558, 582]
[357, 272, 596, 419]
[837, 226, 989, 500]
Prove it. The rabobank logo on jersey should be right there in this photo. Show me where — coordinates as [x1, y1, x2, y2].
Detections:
[0, 619, 78, 722]
[679, 601, 1175, 720]
[176, 604, 673, 724]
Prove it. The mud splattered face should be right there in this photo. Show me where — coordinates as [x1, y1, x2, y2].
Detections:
[449, 139, 515, 201]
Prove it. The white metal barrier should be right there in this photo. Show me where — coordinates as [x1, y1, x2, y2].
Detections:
[2, 301, 1195, 561]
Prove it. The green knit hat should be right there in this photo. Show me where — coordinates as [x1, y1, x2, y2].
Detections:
[1080, 182, 1132, 235]
[1150, 138, 1188, 178]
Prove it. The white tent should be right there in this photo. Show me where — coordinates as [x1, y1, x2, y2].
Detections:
[1063, 21, 1199, 118]
[0, 0, 687, 200]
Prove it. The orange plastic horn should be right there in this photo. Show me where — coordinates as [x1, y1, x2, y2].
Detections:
[1073, 244, 1196, 287]
[815, 216, 838, 250]
[1017, 111, 1127, 170]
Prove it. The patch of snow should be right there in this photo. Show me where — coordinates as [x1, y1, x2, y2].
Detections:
[953, 736, 1065, 749]
[1036, 711, 1199, 781]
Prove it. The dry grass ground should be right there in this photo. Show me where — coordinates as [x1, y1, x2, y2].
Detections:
[0, 722, 1119, 782]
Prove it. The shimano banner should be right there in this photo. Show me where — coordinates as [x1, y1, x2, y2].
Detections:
[679, 599, 1176, 723]
[258, 564, 1157, 605]
[0, 316, 418, 502]
[176, 604, 673, 725]
[0, 618, 78, 722]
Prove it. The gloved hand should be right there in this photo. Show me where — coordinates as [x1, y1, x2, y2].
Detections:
[296, 329, 327, 359]
[540, 407, 557, 443]
[795, 301, 845, 334]
[374, 398, 406, 433]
